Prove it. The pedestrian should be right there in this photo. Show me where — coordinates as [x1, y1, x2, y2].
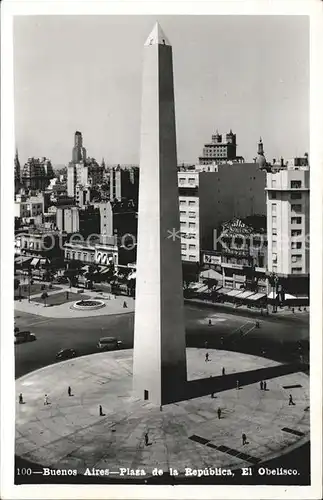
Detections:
[303, 307, 307, 312]
[260, 380, 263, 391]
[208, 319, 212, 326]
[292, 307, 295, 313]
[19, 393, 23, 404]
[298, 307, 302, 312]
[217, 407, 221, 419]
[289, 394, 295, 406]
[44, 394, 49, 405]
[266, 309, 269, 316]
[66, 291, 69, 300]
[99, 404, 104, 416]
[256, 320, 260, 328]
[68, 386, 72, 397]
[204, 341, 208, 349]
[236, 380, 240, 390]
[211, 392, 215, 399]
[123, 301, 127, 308]
[242, 433, 247, 445]
[222, 367, 225, 376]
[220, 336, 224, 345]
[263, 381, 267, 391]
[260, 309, 263, 316]
[205, 352, 209, 362]
[144, 432, 149, 446]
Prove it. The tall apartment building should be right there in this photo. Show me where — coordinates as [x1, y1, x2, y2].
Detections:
[20, 157, 54, 191]
[178, 163, 266, 263]
[72, 131, 87, 164]
[266, 165, 309, 294]
[198, 130, 244, 165]
[109, 165, 139, 204]
[14, 149, 21, 193]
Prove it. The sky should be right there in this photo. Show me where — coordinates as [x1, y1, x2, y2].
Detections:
[14, 15, 309, 166]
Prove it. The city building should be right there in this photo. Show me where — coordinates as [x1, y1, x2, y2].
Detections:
[14, 193, 45, 223]
[198, 130, 244, 165]
[72, 131, 87, 164]
[266, 164, 310, 296]
[109, 165, 139, 204]
[202, 215, 268, 292]
[20, 157, 55, 191]
[178, 162, 267, 263]
[14, 148, 21, 193]
[15, 228, 66, 263]
[56, 205, 100, 237]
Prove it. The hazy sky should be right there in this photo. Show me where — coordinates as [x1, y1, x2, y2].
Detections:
[14, 15, 309, 166]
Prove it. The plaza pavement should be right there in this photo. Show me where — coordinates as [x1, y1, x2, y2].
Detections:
[16, 348, 309, 476]
[14, 287, 135, 318]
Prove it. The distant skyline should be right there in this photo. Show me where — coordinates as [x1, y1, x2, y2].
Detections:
[14, 15, 309, 166]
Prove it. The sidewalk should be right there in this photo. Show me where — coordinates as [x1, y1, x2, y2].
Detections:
[185, 297, 309, 319]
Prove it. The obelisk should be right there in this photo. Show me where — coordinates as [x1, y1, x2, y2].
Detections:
[133, 23, 187, 405]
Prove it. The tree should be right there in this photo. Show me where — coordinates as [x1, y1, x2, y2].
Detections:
[41, 291, 49, 307]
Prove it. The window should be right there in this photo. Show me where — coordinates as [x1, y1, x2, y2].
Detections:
[272, 253, 277, 262]
[188, 233, 196, 239]
[179, 199, 186, 205]
[271, 191, 277, 199]
[181, 243, 186, 250]
[291, 217, 302, 224]
[78, 252, 81, 260]
[188, 212, 196, 218]
[189, 222, 196, 228]
[291, 242, 302, 249]
[272, 203, 277, 213]
[188, 200, 196, 206]
[291, 192, 302, 199]
[292, 267, 302, 274]
[272, 228, 277, 236]
[83, 253, 87, 261]
[291, 204, 302, 212]
[189, 255, 196, 261]
[272, 216, 277, 225]
[179, 178, 185, 185]
[272, 180, 277, 187]
[292, 255, 302, 263]
[291, 180, 302, 189]
[272, 265, 277, 273]
[66, 252, 70, 259]
[189, 244, 196, 250]
[180, 211, 186, 215]
[188, 177, 195, 185]
[291, 229, 302, 237]
[72, 252, 75, 259]
[180, 232, 186, 238]
[272, 240, 277, 250]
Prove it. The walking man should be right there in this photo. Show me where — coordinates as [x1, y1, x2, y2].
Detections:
[205, 352, 209, 362]
[19, 393, 23, 404]
[264, 381, 267, 391]
[44, 394, 49, 405]
[242, 433, 247, 446]
[260, 380, 263, 391]
[68, 386, 72, 397]
[222, 367, 225, 376]
[217, 407, 222, 419]
[144, 432, 149, 446]
[289, 394, 295, 406]
[123, 301, 127, 308]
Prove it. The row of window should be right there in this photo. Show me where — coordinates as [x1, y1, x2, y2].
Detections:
[179, 178, 196, 185]
[272, 266, 303, 274]
[66, 251, 94, 262]
[272, 216, 302, 226]
[181, 243, 197, 250]
[272, 241, 302, 250]
[181, 222, 196, 228]
[181, 254, 197, 262]
[180, 232, 196, 239]
[180, 211, 196, 218]
[271, 203, 302, 213]
[271, 180, 303, 189]
[179, 199, 197, 206]
[272, 229, 303, 237]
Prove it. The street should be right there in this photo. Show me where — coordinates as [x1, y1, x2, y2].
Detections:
[14, 304, 309, 379]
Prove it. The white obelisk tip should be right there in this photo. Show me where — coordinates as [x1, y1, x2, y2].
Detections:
[144, 22, 171, 46]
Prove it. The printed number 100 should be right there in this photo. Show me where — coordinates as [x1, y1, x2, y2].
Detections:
[16, 468, 32, 475]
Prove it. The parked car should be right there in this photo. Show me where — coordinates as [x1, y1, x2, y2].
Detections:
[97, 337, 122, 351]
[55, 348, 77, 360]
[55, 276, 69, 284]
[14, 331, 36, 344]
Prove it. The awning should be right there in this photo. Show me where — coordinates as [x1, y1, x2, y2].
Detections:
[196, 285, 208, 293]
[236, 290, 256, 300]
[200, 269, 222, 281]
[226, 289, 244, 297]
[247, 293, 267, 302]
[217, 287, 232, 295]
[30, 258, 40, 267]
[15, 256, 33, 265]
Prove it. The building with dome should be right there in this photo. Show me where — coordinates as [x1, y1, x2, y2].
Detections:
[256, 137, 268, 169]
